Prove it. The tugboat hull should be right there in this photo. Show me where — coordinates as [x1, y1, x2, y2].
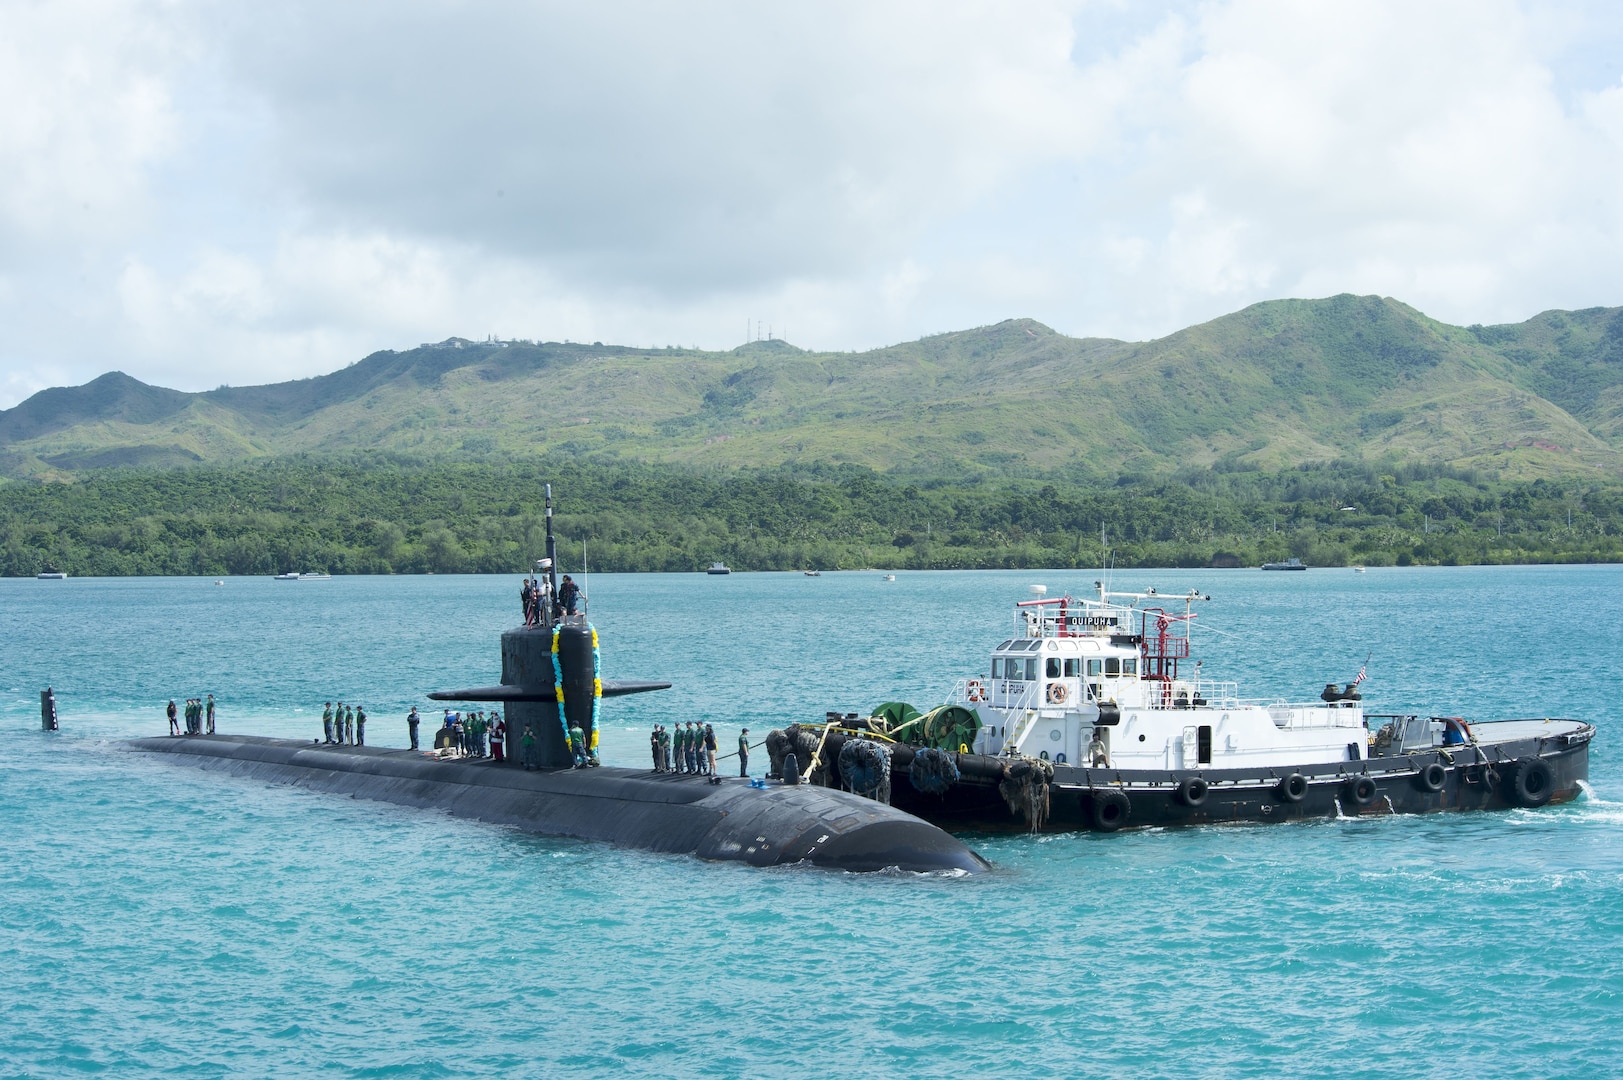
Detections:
[836, 721, 1591, 834]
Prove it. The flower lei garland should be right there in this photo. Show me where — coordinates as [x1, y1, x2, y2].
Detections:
[551, 623, 604, 759]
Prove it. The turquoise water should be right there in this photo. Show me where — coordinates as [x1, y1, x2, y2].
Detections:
[2, 567, 1620, 1077]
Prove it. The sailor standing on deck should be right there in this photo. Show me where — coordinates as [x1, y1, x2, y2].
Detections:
[407, 706, 420, 750]
[490, 712, 505, 761]
[355, 705, 367, 746]
[738, 728, 750, 777]
[651, 725, 661, 771]
[557, 575, 581, 618]
[704, 723, 717, 775]
[344, 704, 355, 745]
[167, 699, 179, 736]
[687, 722, 700, 774]
[520, 724, 538, 770]
[569, 722, 587, 768]
[205, 694, 216, 735]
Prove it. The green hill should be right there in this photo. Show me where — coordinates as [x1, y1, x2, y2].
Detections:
[5, 296, 1623, 480]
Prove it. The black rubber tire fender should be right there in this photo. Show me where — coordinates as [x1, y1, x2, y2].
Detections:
[1508, 756, 1554, 808]
[1089, 789, 1131, 832]
[1175, 776, 1209, 807]
[1276, 773, 1308, 803]
[1346, 775, 1378, 806]
[1415, 762, 1447, 793]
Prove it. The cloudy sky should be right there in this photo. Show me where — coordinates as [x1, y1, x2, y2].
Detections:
[2, 0, 1622, 407]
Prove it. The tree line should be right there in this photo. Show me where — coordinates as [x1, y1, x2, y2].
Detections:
[2, 454, 1622, 576]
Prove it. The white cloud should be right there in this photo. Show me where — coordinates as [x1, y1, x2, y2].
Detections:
[1, 0, 1622, 407]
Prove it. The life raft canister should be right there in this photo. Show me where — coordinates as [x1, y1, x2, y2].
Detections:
[1046, 682, 1068, 705]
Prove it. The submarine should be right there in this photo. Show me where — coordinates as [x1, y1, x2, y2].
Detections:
[128, 486, 988, 875]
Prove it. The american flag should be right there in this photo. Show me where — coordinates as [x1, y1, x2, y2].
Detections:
[1352, 653, 1371, 686]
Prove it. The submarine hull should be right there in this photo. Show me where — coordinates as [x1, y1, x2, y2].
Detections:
[127, 735, 989, 874]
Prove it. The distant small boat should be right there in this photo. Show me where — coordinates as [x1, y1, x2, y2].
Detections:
[274, 572, 331, 581]
[36, 571, 67, 580]
[883, 574, 896, 582]
[804, 570, 821, 577]
[1261, 558, 1306, 571]
[706, 563, 731, 575]
[1353, 566, 1366, 573]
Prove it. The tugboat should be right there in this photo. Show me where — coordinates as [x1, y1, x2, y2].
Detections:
[1261, 557, 1306, 570]
[775, 582, 1592, 833]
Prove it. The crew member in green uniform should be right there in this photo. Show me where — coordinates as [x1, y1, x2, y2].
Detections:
[344, 704, 355, 745]
[323, 702, 334, 743]
[355, 705, 367, 746]
[659, 724, 672, 771]
[205, 694, 216, 735]
[569, 722, 587, 768]
[520, 725, 538, 770]
[738, 728, 750, 777]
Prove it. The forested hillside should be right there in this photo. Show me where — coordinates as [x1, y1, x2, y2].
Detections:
[4, 295, 1623, 481]
[3, 456, 1619, 576]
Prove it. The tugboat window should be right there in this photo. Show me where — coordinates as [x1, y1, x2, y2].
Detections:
[1025, 658, 1038, 681]
[1087, 659, 1103, 676]
[1122, 659, 1137, 676]
[1063, 659, 1079, 677]
[1105, 658, 1121, 675]
[1046, 658, 1061, 678]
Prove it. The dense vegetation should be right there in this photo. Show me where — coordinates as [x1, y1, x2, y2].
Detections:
[4, 455, 1622, 577]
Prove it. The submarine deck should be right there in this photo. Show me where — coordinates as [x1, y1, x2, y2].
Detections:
[127, 734, 988, 875]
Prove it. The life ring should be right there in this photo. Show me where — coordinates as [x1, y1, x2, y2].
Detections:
[1415, 762, 1447, 793]
[1046, 682, 1068, 705]
[1276, 773, 1308, 803]
[1506, 756, 1553, 808]
[1175, 776, 1209, 807]
[966, 679, 987, 703]
[1089, 789, 1131, 831]
[1346, 775, 1377, 806]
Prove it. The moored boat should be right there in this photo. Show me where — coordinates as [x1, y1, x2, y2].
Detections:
[774, 582, 1592, 833]
[37, 571, 68, 580]
[1262, 557, 1306, 570]
[707, 562, 732, 575]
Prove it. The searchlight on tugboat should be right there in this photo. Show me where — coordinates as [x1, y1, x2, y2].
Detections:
[769, 581, 1593, 833]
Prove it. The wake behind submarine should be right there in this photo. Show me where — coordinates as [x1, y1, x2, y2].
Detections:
[128, 487, 988, 875]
